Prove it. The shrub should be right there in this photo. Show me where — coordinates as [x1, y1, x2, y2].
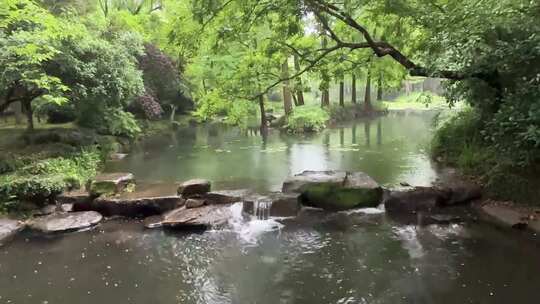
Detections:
[0, 150, 101, 205]
[39, 103, 77, 124]
[285, 105, 330, 133]
[103, 109, 142, 139]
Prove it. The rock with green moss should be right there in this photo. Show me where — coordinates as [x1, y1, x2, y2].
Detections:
[282, 171, 382, 211]
[89, 173, 135, 197]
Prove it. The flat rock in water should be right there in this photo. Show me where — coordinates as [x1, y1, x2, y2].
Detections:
[479, 204, 528, 229]
[185, 198, 206, 209]
[90, 196, 183, 217]
[89, 173, 135, 196]
[282, 171, 382, 211]
[202, 189, 252, 205]
[161, 205, 232, 229]
[27, 211, 102, 233]
[243, 193, 301, 218]
[384, 187, 451, 214]
[0, 218, 25, 246]
[282, 171, 346, 193]
[177, 179, 211, 197]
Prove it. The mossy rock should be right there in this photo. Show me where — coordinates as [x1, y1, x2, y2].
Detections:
[283, 171, 382, 211]
[89, 173, 135, 197]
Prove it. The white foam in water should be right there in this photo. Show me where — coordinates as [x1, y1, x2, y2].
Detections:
[227, 203, 283, 244]
[393, 225, 425, 259]
[343, 207, 385, 215]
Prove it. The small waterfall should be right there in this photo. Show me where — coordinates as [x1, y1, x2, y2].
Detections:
[228, 200, 283, 243]
[254, 199, 272, 220]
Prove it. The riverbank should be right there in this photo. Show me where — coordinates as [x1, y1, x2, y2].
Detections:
[0, 116, 192, 215]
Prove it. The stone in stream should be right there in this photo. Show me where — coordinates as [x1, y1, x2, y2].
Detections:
[201, 189, 252, 205]
[88, 196, 183, 217]
[0, 218, 25, 246]
[37, 203, 74, 216]
[177, 179, 211, 198]
[88, 173, 135, 197]
[282, 171, 382, 211]
[185, 198, 206, 209]
[242, 193, 301, 218]
[161, 205, 232, 229]
[27, 211, 102, 233]
[384, 187, 451, 214]
[477, 203, 531, 230]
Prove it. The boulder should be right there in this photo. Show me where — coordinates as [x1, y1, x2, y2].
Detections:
[201, 189, 252, 205]
[0, 218, 24, 246]
[89, 173, 135, 196]
[177, 179, 211, 197]
[384, 187, 451, 214]
[185, 198, 205, 209]
[243, 193, 301, 218]
[37, 203, 74, 216]
[86, 196, 183, 217]
[282, 171, 382, 211]
[27, 211, 102, 233]
[446, 183, 482, 205]
[161, 205, 232, 229]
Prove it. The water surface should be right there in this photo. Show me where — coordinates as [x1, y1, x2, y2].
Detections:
[1, 113, 538, 304]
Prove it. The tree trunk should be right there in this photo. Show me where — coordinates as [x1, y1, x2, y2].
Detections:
[281, 60, 293, 116]
[351, 74, 357, 104]
[364, 70, 372, 112]
[320, 29, 330, 108]
[377, 72, 383, 101]
[339, 80, 344, 107]
[259, 94, 267, 130]
[22, 99, 34, 131]
[14, 102, 22, 124]
[321, 90, 330, 107]
[293, 55, 305, 106]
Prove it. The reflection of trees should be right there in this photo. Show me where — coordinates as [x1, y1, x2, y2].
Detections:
[331, 114, 434, 185]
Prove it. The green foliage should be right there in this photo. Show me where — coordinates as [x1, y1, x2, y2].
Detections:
[286, 106, 329, 133]
[431, 109, 484, 166]
[0, 149, 100, 204]
[103, 108, 142, 139]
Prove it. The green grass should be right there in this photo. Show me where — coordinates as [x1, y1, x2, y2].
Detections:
[383, 92, 452, 110]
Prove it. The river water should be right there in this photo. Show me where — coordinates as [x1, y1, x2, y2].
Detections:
[1, 113, 539, 304]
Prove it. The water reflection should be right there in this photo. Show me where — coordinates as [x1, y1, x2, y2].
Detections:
[106, 114, 438, 191]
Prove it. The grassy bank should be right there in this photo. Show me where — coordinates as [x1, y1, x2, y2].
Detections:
[431, 108, 540, 205]
[0, 116, 189, 214]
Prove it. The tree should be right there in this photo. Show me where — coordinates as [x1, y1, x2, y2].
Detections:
[0, 0, 69, 130]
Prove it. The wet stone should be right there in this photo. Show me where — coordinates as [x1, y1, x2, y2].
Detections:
[185, 198, 206, 209]
[89, 196, 183, 218]
[27, 211, 102, 233]
[0, 218, 25, 246]
[161, 205, 232, 229]
[177, 179, 211, 198]
[283, 171, 382, 211]
[89, 173, 135, 197]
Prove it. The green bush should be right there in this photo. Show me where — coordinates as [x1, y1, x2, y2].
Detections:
[0, 150, 101, 205]
[431, 108, 484, 165]
[103, 109, 142, 139]
[285, 105, 329, 133]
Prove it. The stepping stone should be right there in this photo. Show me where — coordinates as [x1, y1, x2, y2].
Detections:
[89, 173, 135, 196]
[27, 211, 102, 233]
[177, 179, 211, 197]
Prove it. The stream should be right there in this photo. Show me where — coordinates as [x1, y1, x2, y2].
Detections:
[1, 112, 539, 304]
